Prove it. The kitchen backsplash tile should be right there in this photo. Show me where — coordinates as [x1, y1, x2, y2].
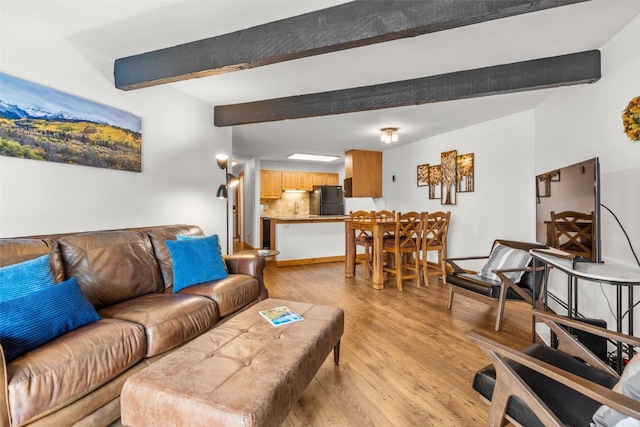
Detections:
[261, 192, 309, 217]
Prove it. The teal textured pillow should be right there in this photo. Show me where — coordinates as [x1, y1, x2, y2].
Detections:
[177, 234, 228, 273]
[0, 277, 101, 363]
[166, 234, 229, 293]
[0, 254, 56, 302]
[478, 243, 532, 283]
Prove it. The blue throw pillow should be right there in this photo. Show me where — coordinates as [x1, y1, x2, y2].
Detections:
[177, 234, 229, 273]
[166, 234, 229, 293]
[0, 254, 56, 302]
[0, 277, 101, 363]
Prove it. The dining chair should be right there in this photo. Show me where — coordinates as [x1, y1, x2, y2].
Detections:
[550, 210, 595, 261]
[420, 211, 451, 285]
[382, 211, 422, 291]
[349, 210, 375, 279]
[373, 210, 396, 239]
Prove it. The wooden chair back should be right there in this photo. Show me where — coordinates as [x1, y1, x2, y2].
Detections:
[373, 210, 396, 237]
[395, 211, 421, 248]
[373, 210, 395, 222]
[420, 211, 451, 283]
[422, 211, 450, 250]
[349, 210, 376, 279]
[550, 210, 595, 260]
[382, 211, 422, 290]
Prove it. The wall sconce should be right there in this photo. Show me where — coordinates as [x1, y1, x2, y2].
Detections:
[380, 128, 399, 144]
[215, 153, 239, 253]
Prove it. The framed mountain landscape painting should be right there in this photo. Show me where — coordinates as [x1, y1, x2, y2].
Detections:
[0, 73, 142, 172]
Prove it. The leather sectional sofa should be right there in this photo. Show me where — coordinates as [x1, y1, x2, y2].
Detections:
[0, 224, 267, 427]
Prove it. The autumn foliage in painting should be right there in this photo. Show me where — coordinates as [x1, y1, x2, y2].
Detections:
[0, 117, 141, 171]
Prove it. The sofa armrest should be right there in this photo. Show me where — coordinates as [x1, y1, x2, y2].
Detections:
[224, 254, 268, 301]
[1, 344, 9, 427]
[468, 331, 640, 426]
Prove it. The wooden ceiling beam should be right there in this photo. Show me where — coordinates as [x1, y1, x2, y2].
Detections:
[213, 50, 601, 127]
[114, 0, 589, 90]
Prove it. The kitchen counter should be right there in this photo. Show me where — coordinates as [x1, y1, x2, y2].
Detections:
[261, 216, 348, 266]
[263, 215, 348, 222]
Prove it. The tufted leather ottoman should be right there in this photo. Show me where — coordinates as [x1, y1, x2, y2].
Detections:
[120, 298, 344, 427]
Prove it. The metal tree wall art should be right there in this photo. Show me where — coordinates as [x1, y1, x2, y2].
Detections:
[417, 164, 429, 186]
[441, 150, 457, 205]
[456, 153, 474, 192]
[428, 165, 442, 200]
[417, 150, 474, 205]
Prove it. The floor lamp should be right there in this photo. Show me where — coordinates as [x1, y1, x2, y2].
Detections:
[215, 154, 239, 253]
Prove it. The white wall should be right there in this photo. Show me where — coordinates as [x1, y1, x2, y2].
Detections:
[380, 110, 536, 259]
[0, 7, 231, 249]
[534, 14, 640, 330]
[377, 14, 640, 333]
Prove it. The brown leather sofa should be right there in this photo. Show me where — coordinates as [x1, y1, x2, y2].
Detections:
[0, 224, 267, 427]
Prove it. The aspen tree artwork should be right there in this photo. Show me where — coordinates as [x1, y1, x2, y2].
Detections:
[0, 73, 142, 172]
[417, 150, 474, 205]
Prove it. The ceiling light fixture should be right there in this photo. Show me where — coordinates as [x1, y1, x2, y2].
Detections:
[287, 153, 340, 162]
[380, 128, 399, 144]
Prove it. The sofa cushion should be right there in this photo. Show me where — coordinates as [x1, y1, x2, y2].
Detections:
[0, 238, 65, 283]
[99, 293, 219, 357]
[6, 318, 146, 426]
[0, 254, 56, 302]
[1, 277, 101, 363]
[166, 234, 229, 293]
[178, 274, 260, 317]
[144, 225, 204, 289]
[479, 242, 532, 283]
[58, 230, 164, 308]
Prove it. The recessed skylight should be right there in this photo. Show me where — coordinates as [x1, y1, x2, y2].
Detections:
[287, 153, 340, 162]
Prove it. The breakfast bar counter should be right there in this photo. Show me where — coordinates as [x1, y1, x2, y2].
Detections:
[263, 216, 348, 266]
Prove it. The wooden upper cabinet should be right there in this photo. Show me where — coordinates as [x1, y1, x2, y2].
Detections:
[344, 149, 382, 198]
[261, 170, 337, 196]
[312, 173, 325, 187]
[260, 170, 282, 199]
[325, 173, 339, 185]
[281, 171, 313, 191]
[312, 173, 339, 186]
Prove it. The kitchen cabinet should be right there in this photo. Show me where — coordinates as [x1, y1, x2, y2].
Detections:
[261, 170, 338, 197]
[325, 174, 339, 185]
[260, 170, 282, 199]
[344, 149, 382, 198]
[312, 173, 339, 186]
[281, 171, 313, 191]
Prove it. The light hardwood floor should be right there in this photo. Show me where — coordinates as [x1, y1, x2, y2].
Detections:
[265, 261, 534, 427]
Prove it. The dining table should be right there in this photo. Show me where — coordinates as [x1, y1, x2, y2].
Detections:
[345, 217, 396, 289]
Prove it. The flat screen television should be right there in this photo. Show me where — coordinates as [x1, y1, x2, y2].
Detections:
[535, 158, 601, 262]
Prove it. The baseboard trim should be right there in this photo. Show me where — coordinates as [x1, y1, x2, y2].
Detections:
[275, 255, 345, 267]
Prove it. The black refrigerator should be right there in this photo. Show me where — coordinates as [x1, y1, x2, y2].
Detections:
[309, 186, 344, 215]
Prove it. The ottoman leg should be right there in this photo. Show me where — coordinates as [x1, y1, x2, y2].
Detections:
[334, 340, 341, 364]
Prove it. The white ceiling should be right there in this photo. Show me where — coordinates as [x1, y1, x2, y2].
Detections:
[5, 0, 640, 165]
